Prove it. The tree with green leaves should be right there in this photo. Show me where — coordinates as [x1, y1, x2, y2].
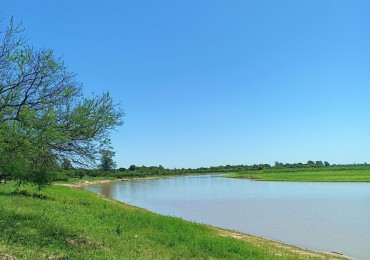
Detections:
[61, 158, 73, 170]
[307, 160, 315, 166]
[315, 161, 324, 166]
[0, 17, 123, 187]
[100, 149, 116, 171]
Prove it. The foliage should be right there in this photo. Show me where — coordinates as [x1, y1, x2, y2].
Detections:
[315, 161, 323, 166]
[52, 162, 370, 183]
[61, 158, 73, 170]
[0, 18, 123, 186]
[307, 160, 315, 165]
[99, 149, 116, 171]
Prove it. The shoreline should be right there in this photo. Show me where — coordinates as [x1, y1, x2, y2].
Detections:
[216, 228, 353, 260]
[227, 170, 370, 182]
[69, 178, 354, 260]
[58, 176, 169, 188]
[231, 175, 370, 183]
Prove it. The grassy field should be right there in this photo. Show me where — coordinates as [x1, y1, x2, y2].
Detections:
[0, 182, 347, 259]
[228, 167, 370, 182]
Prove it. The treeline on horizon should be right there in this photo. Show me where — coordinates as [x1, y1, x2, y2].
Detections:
[53, 160, 370, 181]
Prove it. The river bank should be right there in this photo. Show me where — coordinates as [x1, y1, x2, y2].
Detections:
[82, 174, 370, 259]
[75, 177, 353, 259]
[58, 175, 172, 188]
[0, 181, 351, 259]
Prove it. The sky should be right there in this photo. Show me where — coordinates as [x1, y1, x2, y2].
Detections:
[1, 1, 370, 168]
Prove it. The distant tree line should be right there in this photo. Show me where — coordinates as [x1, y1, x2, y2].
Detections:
[52, 160, 370, 181]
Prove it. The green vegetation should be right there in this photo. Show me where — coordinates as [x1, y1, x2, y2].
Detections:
[111, 161, 368, 179]
[0, 182, 346, 259]
[50, 162, 370, 184]
[51, 167, 221, 184]
[228, 166, 370, 182]
[99, 149, 117, 171]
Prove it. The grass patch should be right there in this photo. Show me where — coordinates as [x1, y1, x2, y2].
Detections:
[228, 168, 370, 182]
[0, 182, 346, 259]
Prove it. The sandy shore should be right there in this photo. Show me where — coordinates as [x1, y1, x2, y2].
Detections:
[59, 176, 167, 188]
[216, 228, 354, 259]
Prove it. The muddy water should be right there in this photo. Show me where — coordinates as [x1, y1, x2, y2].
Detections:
[84, 175, 370, 259]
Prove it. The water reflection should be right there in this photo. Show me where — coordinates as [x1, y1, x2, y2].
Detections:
[84, 175, 370, 260]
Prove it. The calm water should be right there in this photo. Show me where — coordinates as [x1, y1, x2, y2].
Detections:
[84, 175, 370, 259]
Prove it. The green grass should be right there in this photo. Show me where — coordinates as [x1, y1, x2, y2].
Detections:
[0, 182, 344, 259]
[228, 168, 370, 182]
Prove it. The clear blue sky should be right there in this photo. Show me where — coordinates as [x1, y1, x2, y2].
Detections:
[2, 1, 370, 168]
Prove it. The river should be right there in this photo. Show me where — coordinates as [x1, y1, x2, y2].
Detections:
[83, 175, 370, 259]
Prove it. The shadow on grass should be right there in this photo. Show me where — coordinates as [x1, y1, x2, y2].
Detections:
[0, 189, 51, 200]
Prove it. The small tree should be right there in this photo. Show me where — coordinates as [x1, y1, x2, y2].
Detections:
[315, 161, 324, 166]
[307, 160, 315, 166]
[61, 158, 73, 170]
[324, 161, 330, 167]
[274, 161, 283, 168]
[99, 150, 116, 171]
